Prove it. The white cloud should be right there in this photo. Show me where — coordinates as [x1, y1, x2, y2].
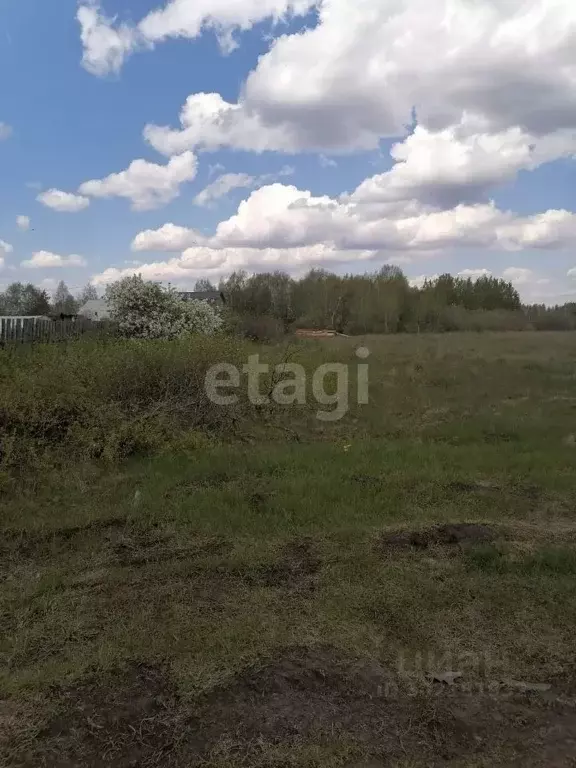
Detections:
[39, 278, 59, 292]
[409, 274, 439, 289]
[133, 182, 576, 257]
[207, 184, 506, 252]
[37, 189, 90, 213]
[0, 122, 12, 141]
[78, 0, 315, 75]
[0, 240, 13, 257]
[193, 166, 294, 206]
[16, 215, 31, 231]
[194, 173, 257, 206]
[79, 151, 197, 210]
[132, 223, 205, 252]
[497, 209, 576, 251]
[350, 122, 576, 209]
[77, 3, 138, 77]
[141, 0, 576, 157]
[22, 251, 87, 269]
[319, 154, 337, 168]
[77, 0, 576, 301]
[92, 243, 377, 286]
[0, 240, 12, 270]
[501, 267, 549, 286]
[144, 92, 298, 156]
[457, 269, 492, 280]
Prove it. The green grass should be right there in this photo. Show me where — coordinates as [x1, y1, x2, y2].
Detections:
[2, 331, 576, 766]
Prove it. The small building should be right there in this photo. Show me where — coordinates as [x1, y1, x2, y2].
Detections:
[77, 299, 112, 321]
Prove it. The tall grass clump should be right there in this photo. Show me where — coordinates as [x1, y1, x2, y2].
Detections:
[0, 336, 262, 477]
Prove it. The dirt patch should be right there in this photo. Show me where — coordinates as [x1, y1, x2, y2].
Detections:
[241, 540, 321, 593]
[5, 663, 186, 768]
[6, 649, 576, 767]
[191, 647, 576, 766]
[446, 480, 498, 494]
[381, 523, 498, 552]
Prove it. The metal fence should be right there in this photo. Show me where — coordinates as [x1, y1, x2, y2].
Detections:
[0, 316, 115, 345]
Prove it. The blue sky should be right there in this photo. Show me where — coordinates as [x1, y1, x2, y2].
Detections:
[1, 0, 576, 303]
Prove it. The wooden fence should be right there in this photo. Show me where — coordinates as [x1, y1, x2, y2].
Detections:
[0, 317, 116, 346]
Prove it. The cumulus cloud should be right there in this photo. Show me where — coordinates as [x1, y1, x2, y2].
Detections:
[77, 0, 576, 300]
[193, 165, 295, 206]
[21, 251, 87, 269]
[501, 267, 549, 286]
[0, 240, 14, 257]
[140, 0, 576, 158]
[496, 209, 576, 251]
[92, 243, 377, 286]
[132, 182, 576, 257]
[319, 155, 338, 168]
[78, 0, 314, 75]
[457, 269, 492, 280]
[37, 189, 90, 213]
[350, 122, 576, 209]
[132, 223, 205, 252]
[409, 274, 439, 289]
[79, 152, 197, 210]
[0, 122, 12, 141]
[77, 3, 138, 76]
[194, 173, 257, 206]
[16, 215, 31, 231]
[144, 92, 299, 156]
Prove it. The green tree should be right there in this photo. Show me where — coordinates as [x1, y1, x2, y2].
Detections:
[0, 282, 51, 316]
[52, 281, 78, 315]
[77, 283, 99, 305]
[194, 279, 217, 292]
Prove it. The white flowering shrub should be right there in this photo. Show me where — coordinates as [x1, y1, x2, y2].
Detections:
[105, 275, 222, 339]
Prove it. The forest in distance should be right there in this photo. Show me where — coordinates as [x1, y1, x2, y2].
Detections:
[2, 267, 576, 334]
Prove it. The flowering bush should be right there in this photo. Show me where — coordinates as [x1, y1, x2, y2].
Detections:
[105, 275, 222, 339]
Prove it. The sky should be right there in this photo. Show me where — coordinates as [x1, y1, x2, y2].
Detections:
[1, 0, 576, 304]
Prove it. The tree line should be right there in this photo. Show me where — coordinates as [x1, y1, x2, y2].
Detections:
[216, 268, 576, 335]
[2, 269, 575, 334]
[0, 281, 97, 317]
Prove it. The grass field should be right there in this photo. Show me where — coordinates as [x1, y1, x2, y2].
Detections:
[2, 331, 576, 766]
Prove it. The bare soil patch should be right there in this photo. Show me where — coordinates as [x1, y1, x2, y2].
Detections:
[6, 649, 576, 767]
[380, 523, 498, 552]
[242, 540, 321, 592]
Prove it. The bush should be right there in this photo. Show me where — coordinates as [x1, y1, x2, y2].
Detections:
[105, 275, 222, 339]
[225, 313, 285, 343]
[0, 337, 255, 476]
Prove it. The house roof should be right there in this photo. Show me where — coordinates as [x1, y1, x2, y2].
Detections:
[177, 290, 226, 303]
[78, 299, 110, 315]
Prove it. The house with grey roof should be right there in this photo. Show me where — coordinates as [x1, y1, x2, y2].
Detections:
[77, 299, 112, 321]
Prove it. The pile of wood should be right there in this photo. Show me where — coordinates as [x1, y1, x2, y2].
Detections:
[295, 328, 341, 339]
